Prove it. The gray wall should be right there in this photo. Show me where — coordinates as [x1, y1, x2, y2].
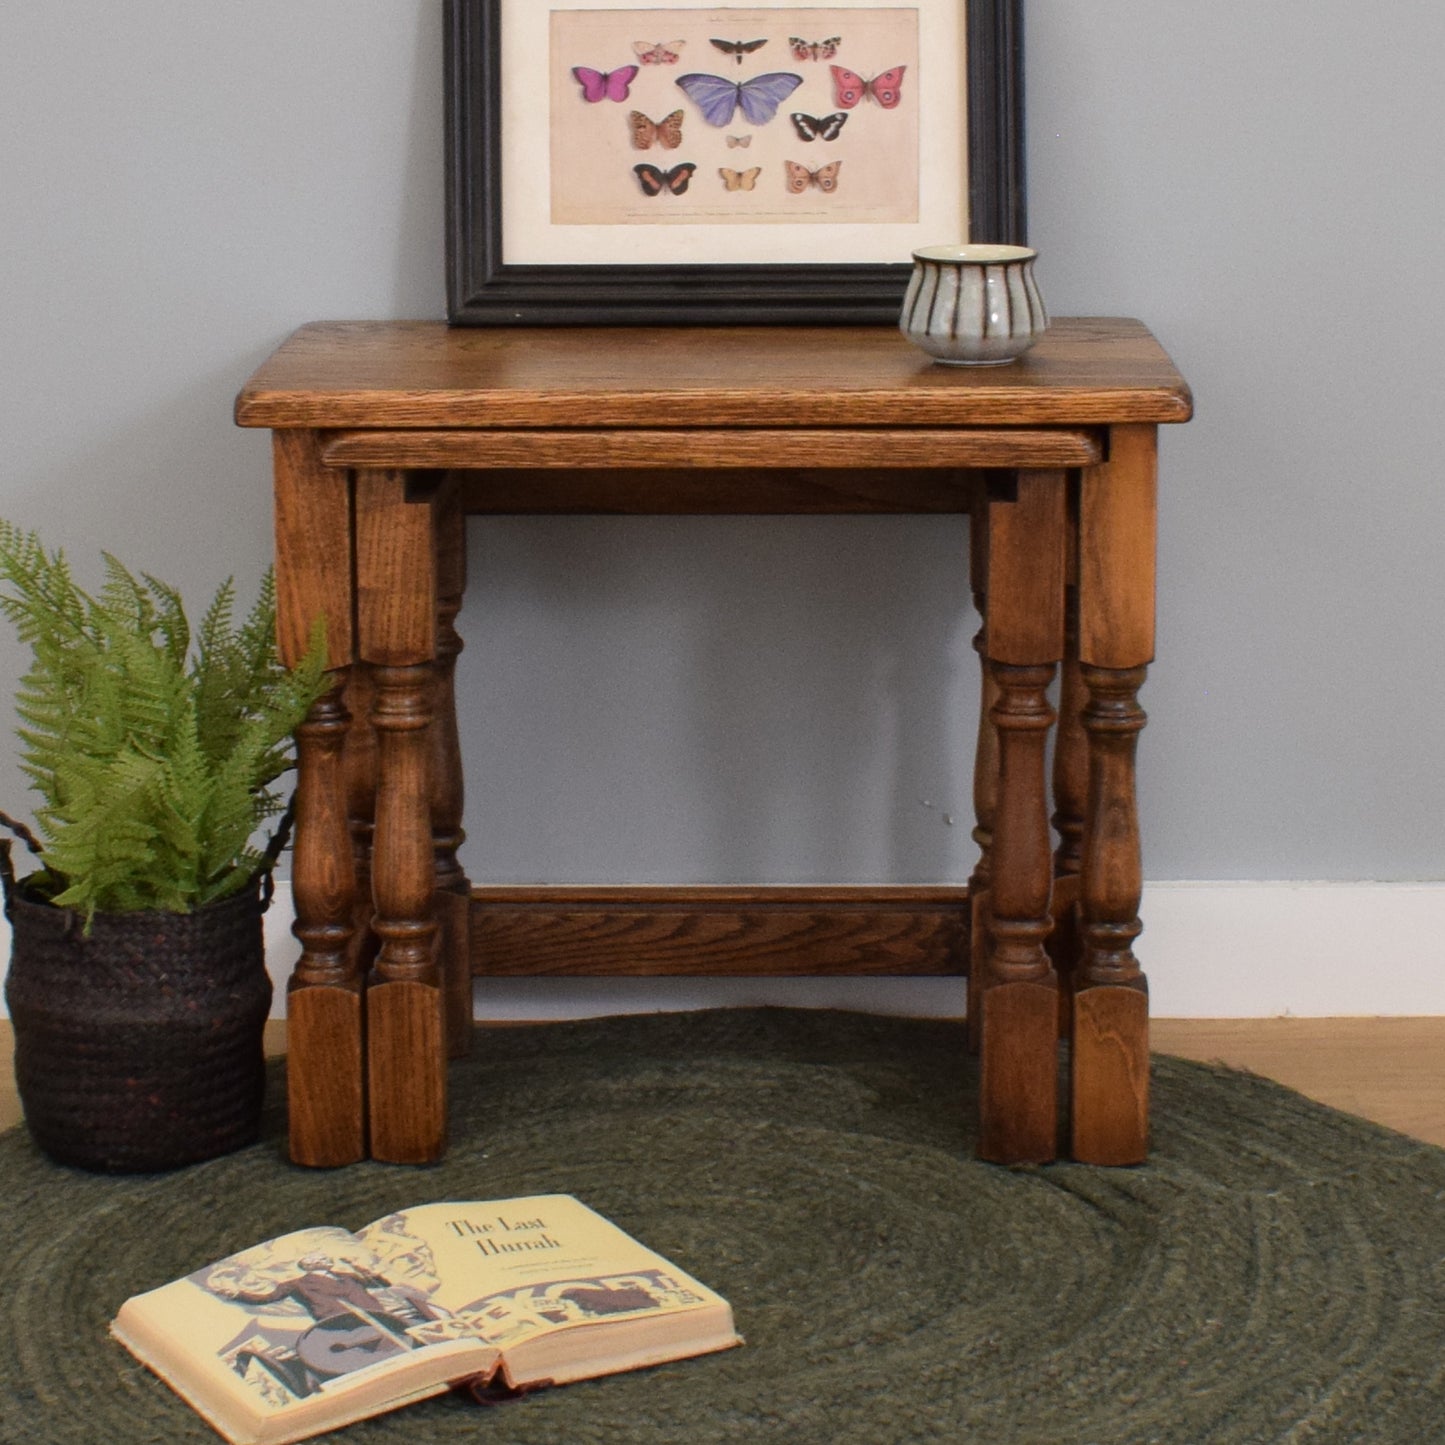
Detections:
[2, 1, 1442, 889]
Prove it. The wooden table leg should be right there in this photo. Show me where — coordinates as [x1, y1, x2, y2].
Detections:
[288, 677, 365, 1166]
[343, 664, 379, 976]
[357, 469, 446, 1164]
[966, 495, 996, 1056]
[274, 432, 364, 1167]
[432, 488, 472, 1059]
[978, 470, 1066, 1164]
[1072, 424, 1156, 1165]
[1049, 575, 1088, 1038]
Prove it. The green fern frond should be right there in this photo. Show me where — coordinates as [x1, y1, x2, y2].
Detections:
[98, 553, 152, 634]
[237, 571, 277, 662]
[140, 571, 192, 670]
[0, 523, 329, 921]
[195, 577, 237, 727]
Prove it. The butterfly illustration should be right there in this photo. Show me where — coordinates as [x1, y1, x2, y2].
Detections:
[789, 36, 841, 61]
[634, 162, 698, 196]
[632, 39, 685, 64]
[784, 159, 841, 194]
[789, 111, 848, 142]
[710, 38, 767, 65]
[829, 64, 906, 109]
[572, 65, 639, 103]
[726, 134, 752, 148]
[629, 109, 685, 150]
[719, 166, 762, 192]
[675, 72, 802, 127]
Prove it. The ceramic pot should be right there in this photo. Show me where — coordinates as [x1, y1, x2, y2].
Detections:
[899, 244, 1048, 366]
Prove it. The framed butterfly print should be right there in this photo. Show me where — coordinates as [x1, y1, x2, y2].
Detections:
[446, 0, 1023, 324]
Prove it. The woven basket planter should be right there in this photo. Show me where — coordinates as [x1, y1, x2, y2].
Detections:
[4, 879, 272, 1173]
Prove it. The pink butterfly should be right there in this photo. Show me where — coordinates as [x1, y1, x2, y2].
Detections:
[784, 159, 841, 194]
[829, 64, 906, 110]
[572, 65, 639, 103]
[633, 39, 685, 64]
[790, 36, 841, 62]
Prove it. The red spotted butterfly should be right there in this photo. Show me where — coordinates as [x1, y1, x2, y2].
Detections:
[784, 160, 841, 194]
[629, 110, 685, 150]
[710, 38, 767, 65]
[789, 111, 848, 142]
[789, 36, 841, 62]
[572, 65, 639, 103]
[632, 39, 685, 64]
[675, 71, 802, 127]
[634, 162, 697, 196]
[829, 64, 905, 109]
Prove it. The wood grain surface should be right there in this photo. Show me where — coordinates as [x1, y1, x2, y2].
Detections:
[235, 319, 1193, 431]
[286, 679, 365, 1166]
[355, 471, 437, 667]
[1080, 424, 1158, 670]
[469, 886, 970, 977]
[977, 471, 1067, 1161]
[1071, 985, 1150, 1164]
[984, 471, 1067, 665]
[272, 431, 352, 669]
[320, 429, 1104, 471]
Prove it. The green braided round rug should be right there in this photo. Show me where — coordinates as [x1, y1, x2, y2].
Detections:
[4, 1007, 1445, 1445]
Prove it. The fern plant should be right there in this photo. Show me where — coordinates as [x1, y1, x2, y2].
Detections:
[0, 521, 327, 920]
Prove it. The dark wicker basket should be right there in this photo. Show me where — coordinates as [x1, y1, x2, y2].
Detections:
[3, 868, 272, 1173]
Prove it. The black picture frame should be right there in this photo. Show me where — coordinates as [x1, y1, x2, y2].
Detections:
[445, 0, 1024, 325]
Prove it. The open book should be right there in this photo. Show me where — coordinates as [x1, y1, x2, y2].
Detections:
[110, 1193, 740, 1445]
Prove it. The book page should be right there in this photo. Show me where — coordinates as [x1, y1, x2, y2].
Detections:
[356, 1195, 726, 1356]
[112, 1224, 496, 1438]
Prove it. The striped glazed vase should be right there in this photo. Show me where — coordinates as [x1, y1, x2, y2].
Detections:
[899, 244, 1048, 365]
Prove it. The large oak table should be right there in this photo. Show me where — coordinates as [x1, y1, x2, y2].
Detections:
[236, 318, 1191, 1170]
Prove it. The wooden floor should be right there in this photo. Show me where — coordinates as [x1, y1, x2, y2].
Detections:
[2, 1017, 1443, 1147]
[1149, 1017, 1445, 1148]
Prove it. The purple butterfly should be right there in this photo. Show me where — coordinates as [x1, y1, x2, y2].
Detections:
[572, 65, 639, 102]
[675, 71, 803, 127]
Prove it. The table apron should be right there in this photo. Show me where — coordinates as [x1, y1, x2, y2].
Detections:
[319, 427, 1104, 472]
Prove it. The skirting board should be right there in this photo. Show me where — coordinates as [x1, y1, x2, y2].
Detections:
[1, 880, 1441, 1021]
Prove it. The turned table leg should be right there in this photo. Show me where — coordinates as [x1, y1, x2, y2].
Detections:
[342, 664, 379, 975]
[966, 497, 997, 1056]
[288, 678, 364, 1166]
[273, 431, 365, 1167]
[357, 469, 446, 1164]
[1072, 424, 1157, 1165]
[432, 489, 473, 1059]
[1049, 577, 1088, 1038]
[978, 471, 1067, 1164]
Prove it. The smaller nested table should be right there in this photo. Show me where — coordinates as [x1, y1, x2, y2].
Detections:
[236, 319, 1191, 1171]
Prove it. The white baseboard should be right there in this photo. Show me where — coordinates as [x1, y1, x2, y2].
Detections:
[2, 880, 1442, 1021]
[1139, 880, 1445, 1017]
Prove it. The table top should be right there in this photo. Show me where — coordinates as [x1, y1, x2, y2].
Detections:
[235, 318, 1192, 432]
